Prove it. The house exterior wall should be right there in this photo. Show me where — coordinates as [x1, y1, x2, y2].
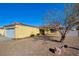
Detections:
[3, 24, 61, 39]
[15, 25, 40, 39]
[45, 31, 61, 37]
[0, 29, 5, 36]
[39, 28, 61, 37]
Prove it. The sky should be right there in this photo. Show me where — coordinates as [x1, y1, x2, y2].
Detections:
[0, 3, 64, 27]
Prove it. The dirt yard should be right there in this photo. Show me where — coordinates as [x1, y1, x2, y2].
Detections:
[0, 35, 79, 56]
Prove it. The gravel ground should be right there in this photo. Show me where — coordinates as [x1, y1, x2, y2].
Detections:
[0, 35, 79, 56]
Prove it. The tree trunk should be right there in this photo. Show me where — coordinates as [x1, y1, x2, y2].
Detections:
[60, 34, 66, 42]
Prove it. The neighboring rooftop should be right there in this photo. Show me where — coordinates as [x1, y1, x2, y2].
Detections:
[0, 28, 4, 29]
[39, 24, 60, 30]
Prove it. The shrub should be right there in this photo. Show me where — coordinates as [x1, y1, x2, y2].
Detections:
[36, 33, 40, 36]
[30, 34, 35, 37]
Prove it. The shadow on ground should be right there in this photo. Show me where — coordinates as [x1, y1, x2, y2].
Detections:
[34, 35, 60, 43]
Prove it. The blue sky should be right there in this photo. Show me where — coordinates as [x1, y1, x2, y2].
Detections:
[0, 3, 64, 27]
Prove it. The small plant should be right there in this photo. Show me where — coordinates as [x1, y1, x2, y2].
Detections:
[30, 34, 35, 37]
[36, 33, 40, 36]
[0, 34, 2, 36]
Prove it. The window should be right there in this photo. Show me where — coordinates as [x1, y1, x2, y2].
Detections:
[50, 29, 57, 32]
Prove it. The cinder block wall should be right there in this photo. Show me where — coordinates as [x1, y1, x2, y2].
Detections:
[66, 30, 78, 37]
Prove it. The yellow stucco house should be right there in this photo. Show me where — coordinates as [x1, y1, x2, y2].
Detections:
[39, 26, 61, 37]
[3, 22, 40, 39]
[0, 28, 5, 36]
[0, 22, 60, 40]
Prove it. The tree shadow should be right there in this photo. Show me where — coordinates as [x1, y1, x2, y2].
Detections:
[63, 45, 79, 50]
[69, 46, 79, 50]
[50, 39, 60, 42]
[49, 45, 79, 54]
[34, 35, 60, 43]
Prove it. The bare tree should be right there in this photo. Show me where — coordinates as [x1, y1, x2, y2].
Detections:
[44, 3, 79, 43]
